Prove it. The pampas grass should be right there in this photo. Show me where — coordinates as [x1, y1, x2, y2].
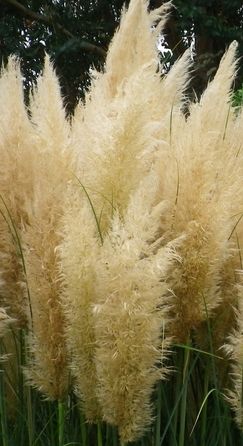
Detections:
[23, 56, 72, 400]
[70, 1, 174, 236]
[60, 193, 102, 421]
[103, 0, 171, 95]
[1, 0, 243, 444]
[154, 42, 240, 342]
[93, 173, 177, 442]
[0, 57, 35, 328]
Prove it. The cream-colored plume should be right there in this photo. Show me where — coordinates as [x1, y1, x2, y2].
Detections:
[93, 173, 176, 442]
[70, 1, 189, 240]
[0, 57, 35, 327]
[60, 189, 102, 421]
[1, 0, 243, 442]
[104, 0, 171, 96]
[59, 0, 175, 424]
[23, 56, 71, 400]
[154, 42, 239, 341]
[150, 48, 192, 146]
[72, 65, 163, 236]
[61, 0, 188, 433]
[75, 0, 171, 124]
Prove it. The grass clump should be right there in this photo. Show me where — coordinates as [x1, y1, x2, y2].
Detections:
[0, 0, 243, 445]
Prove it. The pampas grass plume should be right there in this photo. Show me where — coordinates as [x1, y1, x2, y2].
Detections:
[59, 1, 175, 425]
[60, 191, 102, 421]
[154, 42, 239, 341]
[23, 56, 71, 400]
[93, 173, 176, 442]
[104, 0, 171, 96]
[0, 57, 35, 327]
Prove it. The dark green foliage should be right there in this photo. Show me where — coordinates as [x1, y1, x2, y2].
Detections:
[233, 84, 243, 107]
[152, 0, 243, 96]
[0, 0, 243, 112]
[0, 0, 126, 112]
[1, 334, 243, 446]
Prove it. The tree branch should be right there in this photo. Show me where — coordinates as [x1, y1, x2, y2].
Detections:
[1, 0, 107, 57]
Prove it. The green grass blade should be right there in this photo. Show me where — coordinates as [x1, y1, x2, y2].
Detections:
[155, 382, 162, 446]
[0, 194, 33, 326]
[160, 353, 200, 445]
[190, 388, 216, 437]
[97, 422, 103, 446]
[74, 176, 103, 244]
[174, 344, 224, 360]
[58, 400, 66, 446]
[80, 412, 87, 446]
[178, 344, 190, 446]
[0, 368, 8, 446]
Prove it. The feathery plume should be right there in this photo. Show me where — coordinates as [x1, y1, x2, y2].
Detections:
[0, 57, 34, 327]
[93, 173, 176, 442]
[59, 190, 102, 421]
[151, 49, 192, 145]
[154, 42, 239, 341]
[190, 41, 238, 132]
[23, 56, 71, 400]
[70, 1, 189, 238]
[73, 63, 165, 235]
[104, 0, 171, 96]
[60, 1, 174, 422]
[193, 43, 243, 365]
[64, 0, 186, 429]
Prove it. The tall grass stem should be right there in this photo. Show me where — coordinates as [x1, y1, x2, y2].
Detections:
[178, 345, 190, 446]
[80, 412, 87, 446]
[0, 369, 8, 446]
[58, 400, 66, 446]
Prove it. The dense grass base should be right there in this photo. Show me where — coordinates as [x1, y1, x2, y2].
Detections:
[1, 332, 242, 446]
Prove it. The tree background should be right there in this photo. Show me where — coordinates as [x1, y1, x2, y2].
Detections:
[0, 0, 242, 113]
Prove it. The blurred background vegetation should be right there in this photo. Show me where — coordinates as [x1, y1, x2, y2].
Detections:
[0, 0, 242, 113]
